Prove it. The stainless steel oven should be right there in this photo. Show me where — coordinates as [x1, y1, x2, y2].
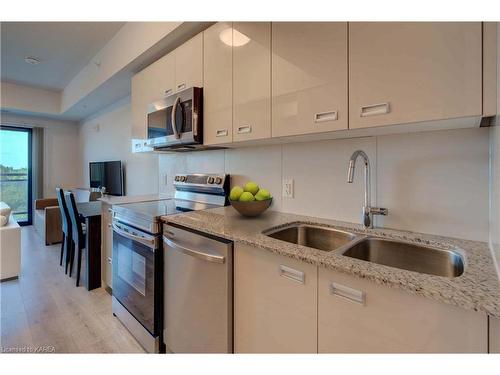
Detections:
[146, 87, 202, 150]
[111, 218, 162, 353]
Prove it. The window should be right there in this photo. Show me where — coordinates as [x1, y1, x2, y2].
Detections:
[0, 126, 33, 225]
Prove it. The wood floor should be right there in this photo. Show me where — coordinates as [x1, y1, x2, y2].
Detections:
[0, 226, 145, 353]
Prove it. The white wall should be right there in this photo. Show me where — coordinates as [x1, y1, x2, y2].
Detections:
[79, 97, 158, 196]
[1, 81, 61, 115]
[159, 127, 490, 242]
[0, 112, 81, 197]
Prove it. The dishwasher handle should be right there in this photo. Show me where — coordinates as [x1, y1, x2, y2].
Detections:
[163, 236, 225, 264]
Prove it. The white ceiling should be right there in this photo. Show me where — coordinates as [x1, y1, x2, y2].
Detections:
[1, 22, 125, 91]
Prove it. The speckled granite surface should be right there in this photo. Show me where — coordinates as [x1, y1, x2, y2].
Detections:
[99, 193, 171, 205]
[162, 207, 500, 318]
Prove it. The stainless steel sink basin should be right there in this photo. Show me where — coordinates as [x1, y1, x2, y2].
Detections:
[265, 224, 357, 252]
[341, 237, 464, 277]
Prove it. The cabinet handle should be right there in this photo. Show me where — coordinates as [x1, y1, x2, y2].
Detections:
[237, 125, 252, 134]
[329, 282, 365, 305]
[164, 88, 173, 96]
[107, 257, 112, 264]
[216, 129, 228, 137]
[177, 83, 186, 91]
[314, 110, 338, 123]
[108, 208, 113, 213]
[279, 265, 305, 284]
[108, 223, 112, 228]
[360, 102, 390, 117]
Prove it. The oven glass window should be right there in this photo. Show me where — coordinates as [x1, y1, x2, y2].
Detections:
[117, 242, 146, 296]
[112, 228, 157, 334]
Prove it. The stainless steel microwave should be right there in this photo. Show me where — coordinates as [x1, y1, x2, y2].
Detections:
[146, 87, 203, 150]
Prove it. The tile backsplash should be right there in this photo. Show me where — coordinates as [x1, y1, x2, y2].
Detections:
[159, 127, 489, 242]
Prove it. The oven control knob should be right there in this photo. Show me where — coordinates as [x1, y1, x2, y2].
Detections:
[207, 177, 215, 184]
[174, 176, 179, 182]
[215, 177, 223, 184]
[180, 176, 186, 182]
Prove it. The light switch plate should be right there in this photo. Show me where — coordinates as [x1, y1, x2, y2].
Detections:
[283, 178, 294, 198]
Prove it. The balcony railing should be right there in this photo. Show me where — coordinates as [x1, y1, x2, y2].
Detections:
[0, 172, 29, 220]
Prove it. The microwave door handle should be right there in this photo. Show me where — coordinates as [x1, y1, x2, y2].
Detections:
[171, 96, 181, 139]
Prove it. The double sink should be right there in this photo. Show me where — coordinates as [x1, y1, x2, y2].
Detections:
[264, 223, 464, 278]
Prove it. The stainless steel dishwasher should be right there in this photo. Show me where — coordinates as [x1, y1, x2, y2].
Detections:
[162, 223, 233, 353]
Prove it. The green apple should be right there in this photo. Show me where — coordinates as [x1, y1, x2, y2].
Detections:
[239, 192, 256, 202]
[255, 188, 271, 201]
[229, 186, 244, 201]
[244, 181, 260, 195]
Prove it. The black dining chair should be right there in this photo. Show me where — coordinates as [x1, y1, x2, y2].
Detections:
[55, 188, 72, 273]
[64, 191, 86, 287]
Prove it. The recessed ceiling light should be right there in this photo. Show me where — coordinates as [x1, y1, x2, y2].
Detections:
[24, 56, 41, 65]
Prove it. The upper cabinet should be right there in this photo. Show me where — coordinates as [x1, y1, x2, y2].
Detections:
[233, 22, 272, 142]
[132, 22, 489, 145]
[131, 34, 202, 140]
[349, 22, 482, 129]
[131, 52, 175, 139]
[203, 22, 233, 145]
[175, 33, 203, 92]
[272, 22, 348, 137]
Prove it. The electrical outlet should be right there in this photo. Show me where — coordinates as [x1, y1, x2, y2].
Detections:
[283, 178, 294, 198]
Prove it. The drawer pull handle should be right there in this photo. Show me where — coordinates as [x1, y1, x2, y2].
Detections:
[107, 257, 112, 264]
[330, 282, 365, 305]
[279, 265, 305, 284]
[177, 83, 186, 91]
[216, 129, 228, 137]
[164, 88, 173, 96]
[314, 110, 338, 123]
[237, 125, 252, 134]
[360, 102, 390, 117]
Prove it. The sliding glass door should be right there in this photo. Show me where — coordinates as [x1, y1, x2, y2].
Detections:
[0, 126, 33, 225]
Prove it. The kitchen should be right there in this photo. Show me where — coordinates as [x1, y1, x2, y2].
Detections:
[1, 0, 500, 373]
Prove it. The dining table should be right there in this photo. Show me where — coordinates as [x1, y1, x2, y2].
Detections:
[76, 200, 102, 291]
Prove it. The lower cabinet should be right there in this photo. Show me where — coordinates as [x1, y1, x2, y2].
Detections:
[234, 245, 488, 353]
[490, 317, 500, 353]
[234, 243, 317, 353]
[318, 267, 487, 353]
[101, 202, 113, 289]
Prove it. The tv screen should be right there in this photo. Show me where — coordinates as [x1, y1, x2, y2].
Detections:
[89, 161, 124, 196]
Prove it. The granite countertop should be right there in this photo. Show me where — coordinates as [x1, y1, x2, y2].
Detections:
[162, 206, 500, 318]
[99, 193, 171, 205]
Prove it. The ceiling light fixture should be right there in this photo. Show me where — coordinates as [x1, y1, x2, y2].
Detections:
[24, 56, 41, 65]
[219, 28, 250, 47]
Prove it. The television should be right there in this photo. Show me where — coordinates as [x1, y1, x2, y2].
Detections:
[89, 161, 124, 196]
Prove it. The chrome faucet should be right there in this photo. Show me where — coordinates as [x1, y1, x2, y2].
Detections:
[347, 150, 388, 228]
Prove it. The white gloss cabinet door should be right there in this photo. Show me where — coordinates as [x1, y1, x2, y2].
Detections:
[318, 267, 487, 353]
[234, 243, 317, 353]
[349, 22, 482, 129]
[174, 33, 203, 92]
[203, 22, 233, 145]
[233, 22, 271, 142]
[131, 52, 175, 139]
[272, 22, 348, 137]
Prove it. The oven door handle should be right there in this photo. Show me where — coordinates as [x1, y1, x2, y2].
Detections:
[112, 222, 157, 250]
[171, 96, 182, 139]
[163, 236, 225, 264]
